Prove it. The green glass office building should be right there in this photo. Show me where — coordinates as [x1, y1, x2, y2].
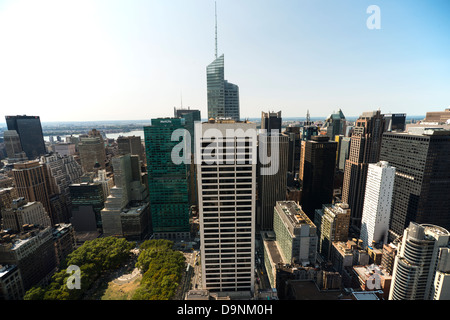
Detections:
[144, 118, 191, 240]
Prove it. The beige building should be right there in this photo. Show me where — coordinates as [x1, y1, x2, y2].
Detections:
[12, 161, 53, 223]
[314, 202, 351, 261]
[0, 187, 18, 212]
[2, 198, 51, 232]
[424, 108, 450, 123]
[78, 129, 106, 173]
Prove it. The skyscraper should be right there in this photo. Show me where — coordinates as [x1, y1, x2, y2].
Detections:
[379, 128, 450, 240]
[284, 126, 301, 175]
[5, 115, 46, 160]
[12, 160, 53, 224]
[144, 118, 190, 240]
[389, 222, 450, 300]
[197, 119, 256, 296]
[299, 135, 337, 219]
[360, 161, 395, 249]
[69, 181, 105, 231]
[273, 201, 317, 266]
[78, 129, 106, 173]
[207, 55, 240, 121]
[206, 4, 239, 121]
[322, 109, 346, 141]
[174, 107, 201, 153]
[117, 135, 144, 161]
[336, 136, 350, 172]
[3, 130, 27, 162]
[314, 202, 351, 261]
[261, 111, 282, 133]
[41, 153, 83, 223]
[257, 130, 289, 231]
[342, 110, 385, 230]
[101, 154, 149, 239]
[384, 113, 406, 132]
[174, 107, 202, 206]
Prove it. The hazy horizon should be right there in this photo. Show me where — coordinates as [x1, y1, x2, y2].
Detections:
[1, 0, 448, 123]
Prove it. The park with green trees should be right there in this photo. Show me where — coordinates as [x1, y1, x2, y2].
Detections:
[23, 237, 185, 300]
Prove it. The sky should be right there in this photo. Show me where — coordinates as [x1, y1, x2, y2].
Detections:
[0, 0, 449, 123]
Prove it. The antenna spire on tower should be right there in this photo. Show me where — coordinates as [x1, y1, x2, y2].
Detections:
[215, 1, 218, 59]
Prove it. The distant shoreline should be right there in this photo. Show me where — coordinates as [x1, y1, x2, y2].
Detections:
[0, 115, 426, 130]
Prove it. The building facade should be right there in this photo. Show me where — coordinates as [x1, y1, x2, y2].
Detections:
[5, 115, 46, 160]
[101, 154, 149, 239]
[322, 109, 346, 141]
[197, 119, 256, 296]
[69, 182, 105, 230]
[360, 161, 395, 249]
[273, 201, 317, 266]
[389, 222, 450, 300]
[342, 110, 385, 230]
[314, 202, 351, 261]
[12, 161, 53, 224]
[299, 135, 337, 219]
[257, 131, 289, 231]
[207, 55, 240, 121]
[78, 130, 106, 173]
[3, 130, 27, 162]
[0, 264, 24, 300]
[379, 128, 450, 240]
[2, 198, 52, 232]
[117, 135, 144, 161]
[0, 226, 57, 293]
[261, 111, 282, 133]
[144, 118, 190, 240]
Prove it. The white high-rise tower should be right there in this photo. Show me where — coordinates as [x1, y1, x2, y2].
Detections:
[196, 119, 256, 297]
[360, 161, 395, 249]
[389, 222, 450, 300]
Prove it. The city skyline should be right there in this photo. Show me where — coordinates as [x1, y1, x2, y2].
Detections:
[0, 0, 449, 123]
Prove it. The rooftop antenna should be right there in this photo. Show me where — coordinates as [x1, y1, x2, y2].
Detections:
[215, 1, 218, 59]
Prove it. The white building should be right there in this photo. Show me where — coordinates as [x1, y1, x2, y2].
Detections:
[389, 223, 450, 300]
[197, 119, 256, 297]
[360, 161, 395, 249]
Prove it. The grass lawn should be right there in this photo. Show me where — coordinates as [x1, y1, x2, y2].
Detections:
[101, 273, 143, 300]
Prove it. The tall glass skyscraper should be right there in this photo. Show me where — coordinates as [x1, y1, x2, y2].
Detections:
[144, 118, 190, 240]
[207, 55, 240, 121]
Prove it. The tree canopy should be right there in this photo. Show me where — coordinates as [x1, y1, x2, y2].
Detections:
[132, 239, 185, 300]
[24, 237, 135, 300]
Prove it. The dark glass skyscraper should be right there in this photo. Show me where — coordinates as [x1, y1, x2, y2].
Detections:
[144, 118, 190, 240]
[299, 135, 337, 219]
[261, 111, 282, 133]
[5, 115, 46, 160]
[379, 128, 450, 240]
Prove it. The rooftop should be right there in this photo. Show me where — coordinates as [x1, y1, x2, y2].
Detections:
[276, 201, 315, 228]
